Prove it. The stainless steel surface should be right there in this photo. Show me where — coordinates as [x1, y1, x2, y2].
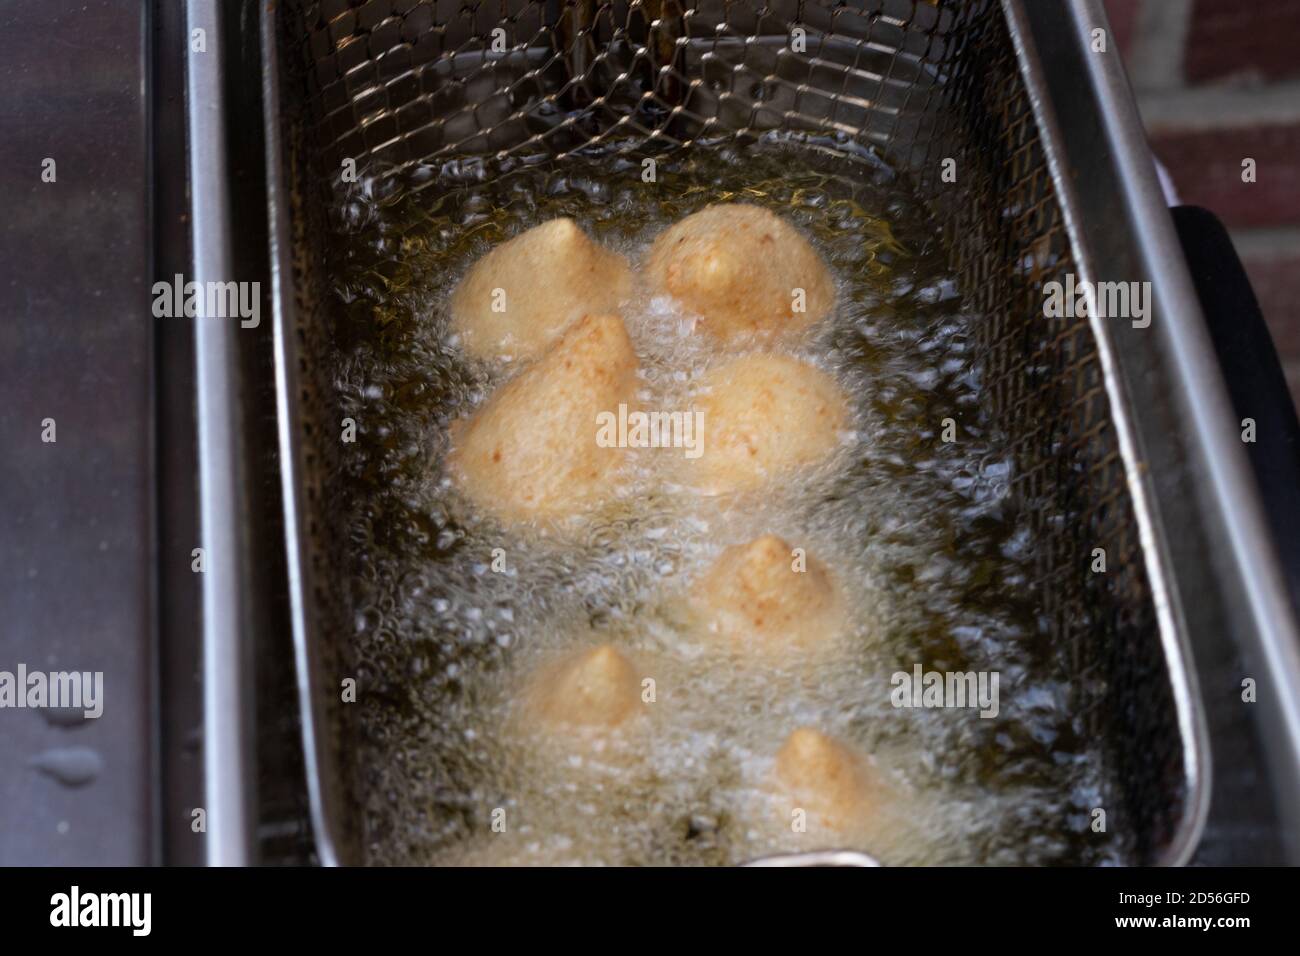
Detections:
[1066, 0, 1300, 860]
[0, 0, 155, 865]
[156, 0, 209, 868]
[262, 3, 347, 867]
[187, 0, 257, 867]
[1012, 0, 1300, 864]
[1002, 0, 1209, 865]
[257, 0, 1283, 865]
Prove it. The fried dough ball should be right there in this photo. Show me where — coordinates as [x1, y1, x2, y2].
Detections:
[679, 353, 849, 495]
[772, 728, 880, 833]
[450, 218, 632, 361]
[687, 535, 845, 657]
[522, 644, 645, 730]
[644, 204, 835, 342]
[447, 313, 640, 523]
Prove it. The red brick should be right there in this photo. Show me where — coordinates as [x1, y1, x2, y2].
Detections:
[1186, 0, 1300, 85]
[1103, 0, 1141, 58]
[1150, 123, 1300, 229]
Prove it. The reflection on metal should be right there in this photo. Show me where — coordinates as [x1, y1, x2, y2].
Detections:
[747, 850, 882, 867]
[187, 0, 255, 867]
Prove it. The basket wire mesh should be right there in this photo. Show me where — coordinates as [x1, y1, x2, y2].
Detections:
[270, 0, 1187, 863]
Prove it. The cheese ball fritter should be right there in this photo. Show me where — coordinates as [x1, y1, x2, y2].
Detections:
[450, 218, 632, 361]
[678, 353, 850, 496]
[447, 312, 639, 523]
[687, 534, 845, 657]
[522, 644, 645, 730]
[644, 204, 835, 343]
[772, 727, 880, 834]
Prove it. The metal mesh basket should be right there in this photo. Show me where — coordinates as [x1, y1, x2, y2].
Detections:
[263, 0, 1205, 864]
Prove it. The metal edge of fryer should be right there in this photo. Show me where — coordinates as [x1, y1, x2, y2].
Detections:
[1009, 0, 1300, 863]
[187, 0, 257, 866]
[260, 0, 349, 867]
[1001, 0, 1209, 868]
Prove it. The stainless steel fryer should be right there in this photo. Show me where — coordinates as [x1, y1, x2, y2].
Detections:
[239, 0, 1300, 865]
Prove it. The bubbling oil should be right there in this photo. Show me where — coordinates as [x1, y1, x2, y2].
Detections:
[328, 137, 1122, 866]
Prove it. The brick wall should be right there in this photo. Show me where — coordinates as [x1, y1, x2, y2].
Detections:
[1104, 0, 1300, 406]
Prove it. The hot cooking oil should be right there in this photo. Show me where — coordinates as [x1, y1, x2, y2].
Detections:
[324, 135, 1122, 866]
